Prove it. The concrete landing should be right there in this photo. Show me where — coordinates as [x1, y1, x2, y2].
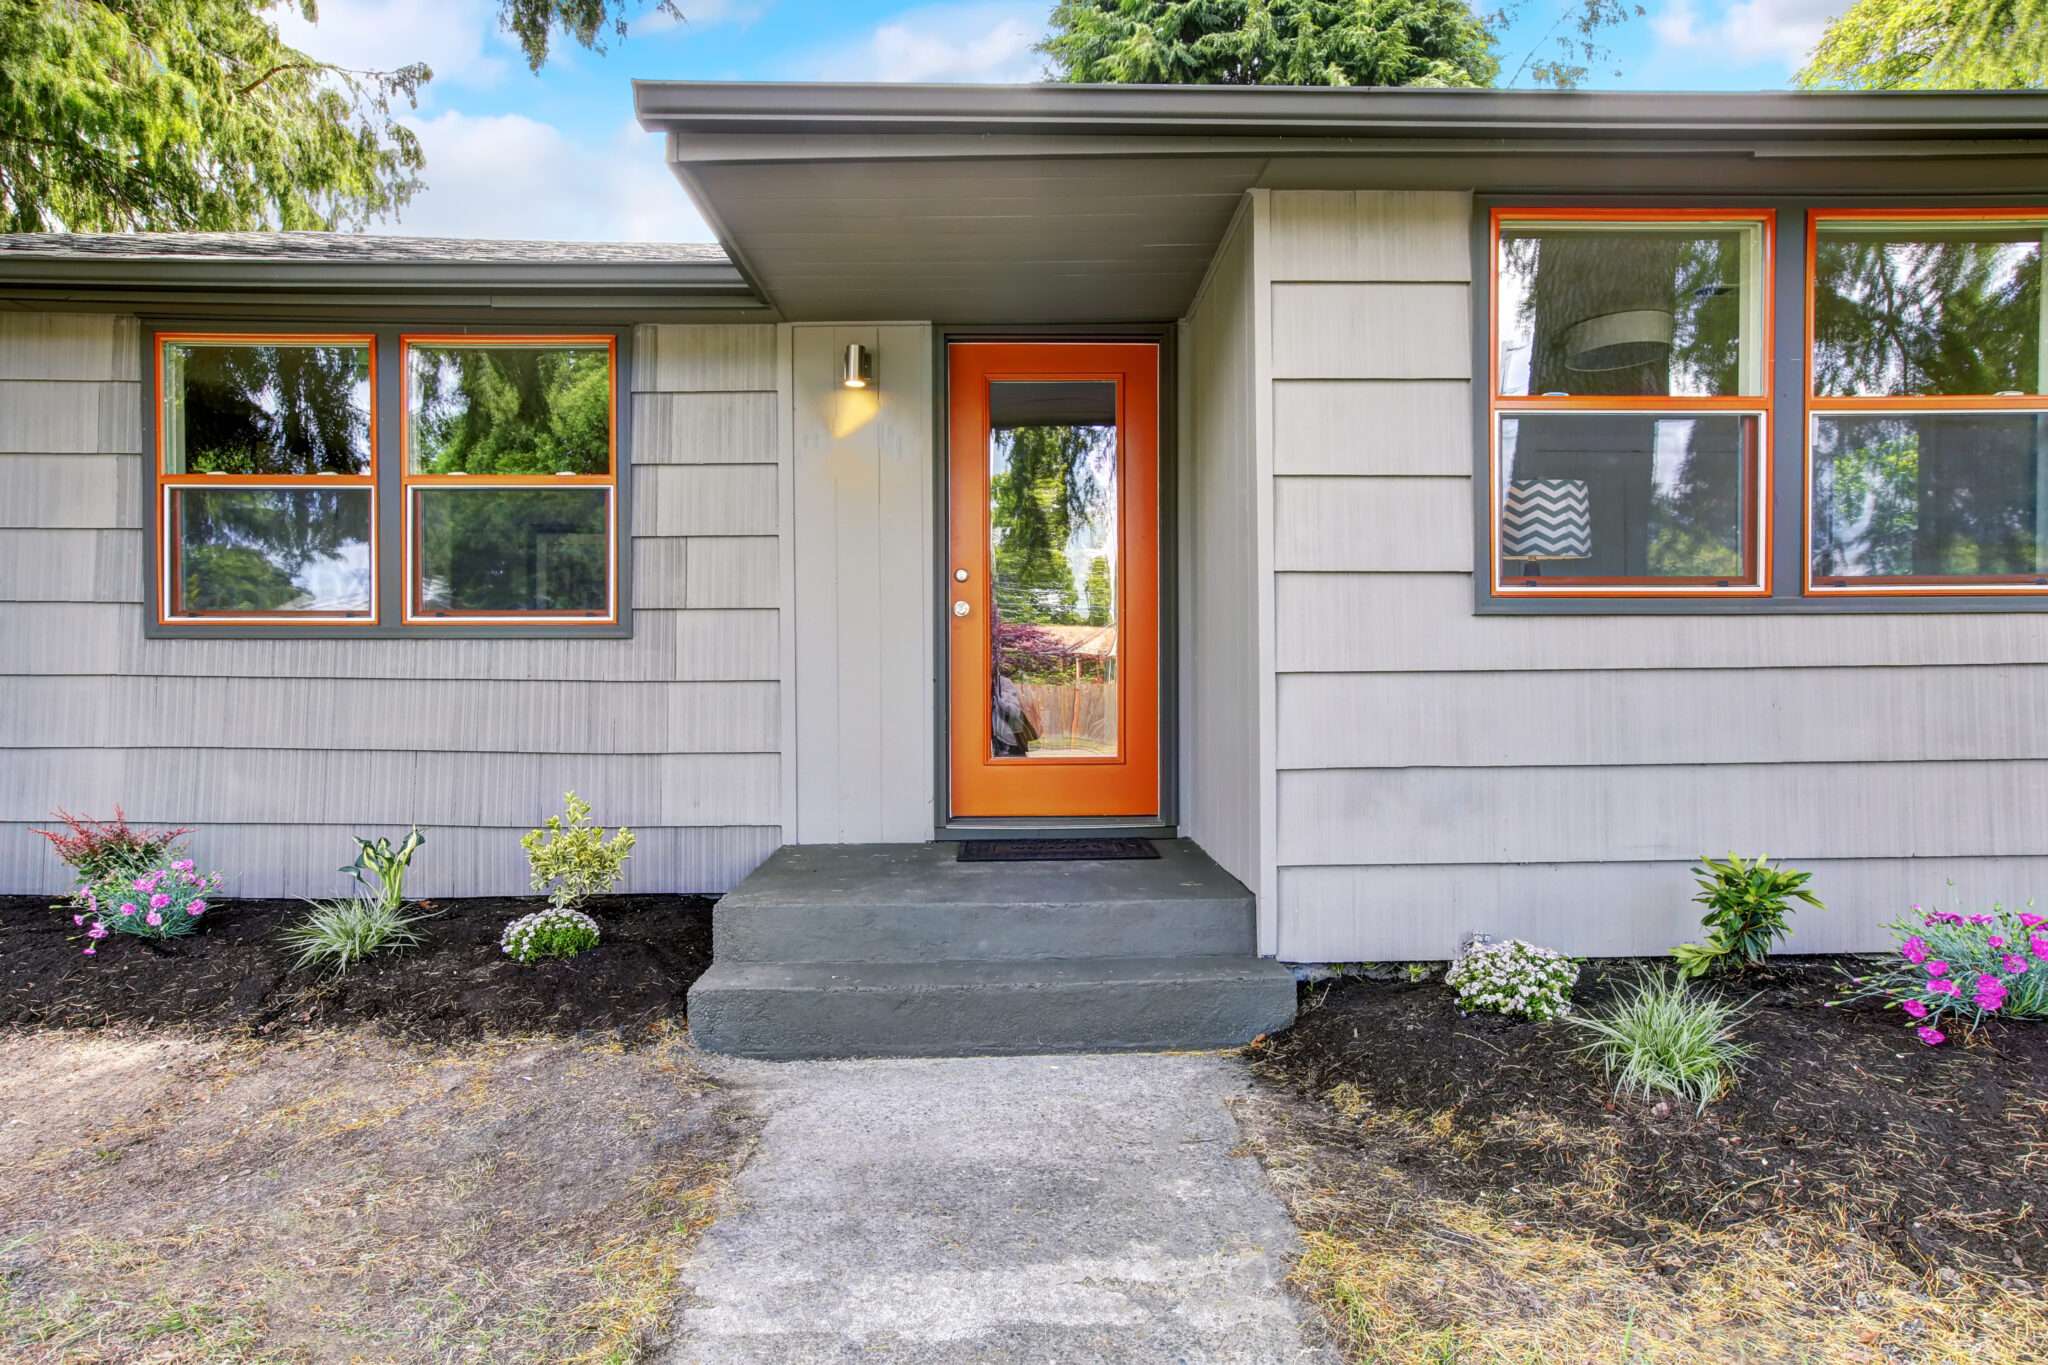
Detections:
[665, 1052, 1333, 1364]
[688, 841, 1298, 1059]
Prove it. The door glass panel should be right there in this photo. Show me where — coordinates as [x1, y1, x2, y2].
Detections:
[987, 381, 1119, 760]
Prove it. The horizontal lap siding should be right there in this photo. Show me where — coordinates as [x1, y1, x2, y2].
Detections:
[0, 315, 785, 896]
[1260, 190, 2048, 960]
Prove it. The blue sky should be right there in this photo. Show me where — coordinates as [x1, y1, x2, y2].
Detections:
[277, 0, 1843, 243]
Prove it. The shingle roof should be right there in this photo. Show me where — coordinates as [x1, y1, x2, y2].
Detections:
[0, 231, 728, 266]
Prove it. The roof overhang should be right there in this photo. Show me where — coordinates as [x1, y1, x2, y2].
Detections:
[0, 251, 766, 323]
[634, 81, 2048, 324]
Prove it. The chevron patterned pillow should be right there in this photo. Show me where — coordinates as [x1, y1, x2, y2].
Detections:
[1501, 478, 1592, 560]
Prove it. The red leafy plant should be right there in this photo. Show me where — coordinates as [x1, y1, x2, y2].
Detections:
[33, 808, 193, 883]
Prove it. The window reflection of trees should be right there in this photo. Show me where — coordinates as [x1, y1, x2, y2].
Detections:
[170, 343, 369, 475]
[1815, 233, 2042, 397]
[179, 489, 370, 613]
[989, 421, 1116, 684]
[409, 346, 611, 475]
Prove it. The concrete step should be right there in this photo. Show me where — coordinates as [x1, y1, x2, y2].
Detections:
[687, 955, 1299, 1060]
[713, 840, 1256, 964]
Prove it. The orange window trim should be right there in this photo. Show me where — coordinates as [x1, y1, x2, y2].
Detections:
[398, 334, 621, 626]
[1488, 208, 1777, 599]
[154, 332, 380, 626]
[1802, 208, 2048, 597]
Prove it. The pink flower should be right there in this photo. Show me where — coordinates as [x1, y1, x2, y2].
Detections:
[1990, 936, 2007, 949]
[2003, 954, 2030, 975]
[186, 900, 206, 916]
[145, 911, 162, 927]
[1974, 976, 2008, 1012]
[1969, 913, 1995, 926]
[171, 858, 194, 872]
[1917, 1026, 1947, 1047]
[148, 892, 170, 910]
[71, 913, 84, 927]
[1901, 937, 1929, 965]
[81, 945, 95, 957]
[118, 902, 136, 917]
[86, 923, 107, 940]
[1925, 960, 1950, 978]
[1930, 978, 1962, 998]
[2022, 913, 2045, 929]
[1902, 999, 1930, 1019]
[131, 875, 151, 892]
[2032, 935, 2048, 963]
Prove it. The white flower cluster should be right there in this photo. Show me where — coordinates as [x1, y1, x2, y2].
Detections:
[1444, 937, 1577, 1021]
[500, 906, 601, 964]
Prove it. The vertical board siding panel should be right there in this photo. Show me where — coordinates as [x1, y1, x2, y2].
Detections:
[790, 327, 842, 840]
[1274, 477, 1473, 571]
[874, 324, 936, 842]
[831, 326, 887, 841]
[1270, 283, 1470, 380]
[685, 537, 779, 609]
[635, 324, 778, 392]
[631, 538, 690, 608]
[631, 392, 779, 464]
[1273, 380, 1473, 476]
[0, 454, 142, 528]
[0, 314, 139, 381]
[1267, 191, 1474, 282]
[1182, 208, 1262, 895]
[0, 380, 141, 453]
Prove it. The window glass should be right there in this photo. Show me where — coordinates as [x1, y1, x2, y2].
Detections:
[986, 380, 1120, 760]
[162, 340, 370, 475]
[414, 488, 610, 615]
[170, 487, 372, 616]
[1812, 412, 2048, 584]
[407, 343, 612, 475]
[1498, 413, 1756, 584]
[1498, 224, 1763, 398]
[1814, 222, 2044, 398]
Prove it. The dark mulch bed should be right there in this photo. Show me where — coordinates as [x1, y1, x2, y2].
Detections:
[1255, 959, 2048, 1281]
[0, 893, 715, 1041]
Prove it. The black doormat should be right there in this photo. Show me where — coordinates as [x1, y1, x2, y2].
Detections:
[957, 838, 1161, 862]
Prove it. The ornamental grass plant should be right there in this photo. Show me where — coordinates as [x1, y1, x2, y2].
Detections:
[1573, 971, 1752, 1112]
[280, 896, 431, 978]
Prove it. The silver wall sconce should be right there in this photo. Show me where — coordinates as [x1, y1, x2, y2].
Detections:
[840, 342, 875, 390]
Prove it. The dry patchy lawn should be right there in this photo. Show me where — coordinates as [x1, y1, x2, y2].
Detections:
[0, 1025, 754, 1363]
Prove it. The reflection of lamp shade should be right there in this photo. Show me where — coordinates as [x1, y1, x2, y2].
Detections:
[1501, 478, 1592, 560]
[1561, 308, 1674, 372]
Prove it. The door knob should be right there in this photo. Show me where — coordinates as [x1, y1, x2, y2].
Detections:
[953, 600, 971, 617]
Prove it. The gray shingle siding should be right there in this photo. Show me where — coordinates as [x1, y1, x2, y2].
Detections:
[0, 313, 783, 898]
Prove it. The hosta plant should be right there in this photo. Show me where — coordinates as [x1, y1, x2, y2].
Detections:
[343, 826, 425, 912]
[1445, 938, 1579, 1022]
[521, 792, 635, 911]
[501, 907, 601, 964]
[1673, 853, 1824, 978]
[1837, 900, 2048, 1046]
[74, 858, 221, 955]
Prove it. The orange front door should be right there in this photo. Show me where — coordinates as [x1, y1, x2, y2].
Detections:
[947, 343, 1160, 818]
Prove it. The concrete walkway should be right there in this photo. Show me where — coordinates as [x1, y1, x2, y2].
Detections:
[665, 1052, 1332, 1364]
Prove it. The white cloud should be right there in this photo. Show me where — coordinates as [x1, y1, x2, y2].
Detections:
[1650, 0, 1841, 68]
[270, 0, 510, 92]
[371, 111, 712, 243]
[790, 1, 1050, 83]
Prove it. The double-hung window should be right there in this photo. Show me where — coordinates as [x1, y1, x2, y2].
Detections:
[1807, 211, 2048, 595]
[153, 329, 622, 631]
[156, 333, 378, 623]
[1488, 210, 1774, 598]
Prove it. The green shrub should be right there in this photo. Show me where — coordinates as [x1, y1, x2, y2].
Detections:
[1573, 973, 1752, 1112]
[520, 792, 635, 910]
[281, 897, 429, 978]
[343, 826, 425, 912]
[1673, 853, 1823, 979]
[500, 907, 600, 964]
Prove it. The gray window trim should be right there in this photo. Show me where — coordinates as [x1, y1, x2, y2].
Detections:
[1471, 194, 2048, 615]
[141, 319, 634, 640]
